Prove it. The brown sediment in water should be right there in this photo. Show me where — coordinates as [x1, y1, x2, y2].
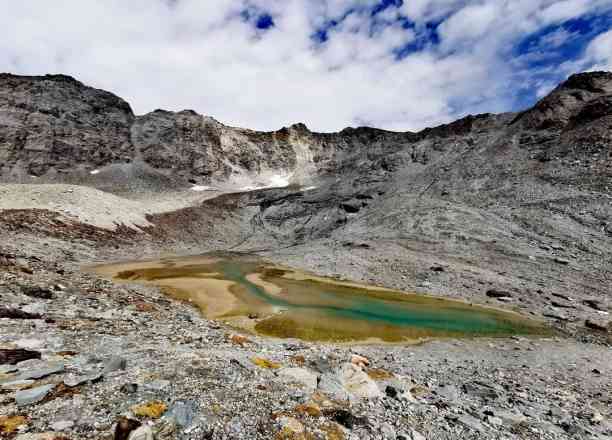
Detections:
[87, 254, 551, 343]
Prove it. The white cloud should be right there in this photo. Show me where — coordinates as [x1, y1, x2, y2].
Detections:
[583, 29, 612, 70]
[0, 0, 610, 132]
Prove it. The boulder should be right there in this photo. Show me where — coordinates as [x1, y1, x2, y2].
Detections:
[337, 362, 383, 399]
[277, 367, 318, 392]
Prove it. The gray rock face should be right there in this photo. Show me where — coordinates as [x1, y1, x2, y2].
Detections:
[0, 74, 134, 178]
[15, 363, 64, 380]
[15, 383, 55, 406]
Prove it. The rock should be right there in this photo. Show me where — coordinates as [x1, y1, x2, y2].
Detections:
[128, 425, 154, 440]
[251, 357, 281, 369]
[1, 379, 36, 390]
[0, 364, 19, 374]
[15, 383, 55, 406]
[337, 362, 383, 399]
[486, 289, 512, 299]
[50, 420, 74, 431]
[381, 422, 396, 439]
[553, 257, 570, 265]
[551, 292, 573, 301]
[494, 409, 527, 425]
[143, 379, 170, 391]
[385, 385, 398, 398]
[462, 381, 502, 400]
[14, 434, 65, 440]
[350, 354, 370, 368]
[277, 367, 318, 392]
[486, 415, 503, 426]
[103, 356, 127, 374]
[0, 415, 28, 434]
[324, 409, 366, 429]
[166, 400, 198, 428]
[114, 417, 141, 440]
[229, 334, 250, 346]
[0, 307, 41, 319]
[16, 363, 64, 380]
[131, 400, 168, 418]
[120, 383, 139, 394]
[450, 414, 486, 432]
[410, 430, 426, 440]
[585, 318, 610, 332]
[64, 372, 103, 387]
[154, 418, 177, 440]
[583, 299, 606, 311]
[20, 285, 53, 299]
[279, 416, 304, 433]
[294, 402, 322, 417]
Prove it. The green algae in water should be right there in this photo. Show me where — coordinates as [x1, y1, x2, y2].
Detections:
[92, 253, 550, 343]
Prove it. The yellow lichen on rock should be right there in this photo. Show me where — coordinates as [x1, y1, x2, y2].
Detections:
[251, 357, 281, 369]
[131, 400, 167, 418]
[0, 415, 28, 434]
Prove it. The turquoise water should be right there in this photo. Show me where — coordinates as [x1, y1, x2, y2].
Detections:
[99, 254, 548, 342]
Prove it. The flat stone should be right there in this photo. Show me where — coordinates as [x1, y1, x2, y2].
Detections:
[318, 374, 351, 402]
[16, 363, 64, 380]
[64, 372, 102, 387]
[50, 420, 74, 431]
[0, 379, 35, 390]
[495, 409, 527, 425]
[103, 356, 127, 374]
[15, 384, 55, 406]
[277, 367, 318, 392]
[166, 400, 198, 428]
[15, 434, 64, 440]
[462, 381, 503, 400]
[128, 425, 154, 440]
[454, 414, 486, 432]
[585, 319, 610, 332]
[486, 416, 503, 426]
[143, 379, 170, 391]
[0, 364, 18, 374]
[486, 289, 513, 299]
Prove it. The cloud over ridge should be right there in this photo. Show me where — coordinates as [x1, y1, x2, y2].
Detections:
[1, 0, 611, 132]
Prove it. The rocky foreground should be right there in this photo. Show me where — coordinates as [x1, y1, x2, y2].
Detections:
[0, 230, 610, 440]
[0, 71, 611, 439]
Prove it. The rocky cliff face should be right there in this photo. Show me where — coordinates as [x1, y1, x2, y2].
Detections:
[0, 73, 413, 188]
[1, 72, 610, 191]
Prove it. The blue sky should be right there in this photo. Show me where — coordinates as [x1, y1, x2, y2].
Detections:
[1, 0, 611, 131]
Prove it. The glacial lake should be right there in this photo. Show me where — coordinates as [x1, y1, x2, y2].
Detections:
[91, 253, 549, 343]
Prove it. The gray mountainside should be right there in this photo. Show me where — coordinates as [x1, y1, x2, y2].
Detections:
[1, 72, 612, 440]
[1, 71, 611, 300]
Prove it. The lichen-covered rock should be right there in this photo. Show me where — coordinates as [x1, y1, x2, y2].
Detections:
[131, 401, 168, 419]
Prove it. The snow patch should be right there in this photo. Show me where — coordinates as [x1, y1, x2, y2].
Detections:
[90, 169, 100, 175]
[191, 185, 215, 192]
[236, 173, 291, 192]
[268, 174, 290, 188]
[302, 186, 317, 191]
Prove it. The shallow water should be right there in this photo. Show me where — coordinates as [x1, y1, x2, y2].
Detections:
[91, 253, 549, 343]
